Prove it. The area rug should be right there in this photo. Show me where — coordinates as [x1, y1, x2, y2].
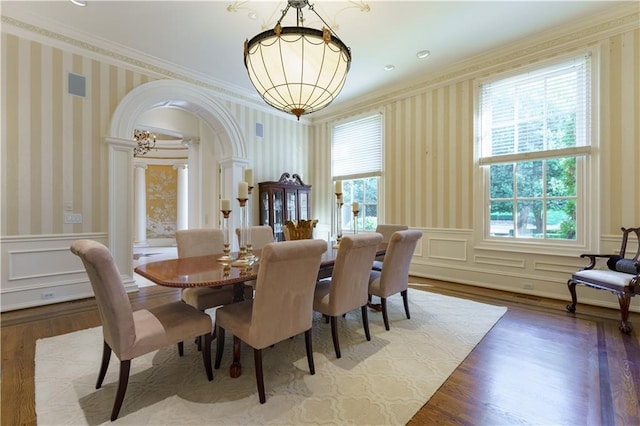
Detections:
[35, 289, 507, 425]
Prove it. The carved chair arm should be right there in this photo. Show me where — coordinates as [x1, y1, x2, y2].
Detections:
[578, 253, 618, 270]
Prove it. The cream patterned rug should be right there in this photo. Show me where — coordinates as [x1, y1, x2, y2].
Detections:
[35, 289, 507, 425]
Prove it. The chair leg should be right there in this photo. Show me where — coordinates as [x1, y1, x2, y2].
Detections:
[330, 316, 341, 358]
[111, 360, 131, 421]
[617, 292, 632, 334]
[304, 329, 315, 375]
[254, 348, 266, 404]
[177, 342, 184, 357]
[566, 279, 578, 313]
[381, 298, 390, 331]
[361, 305, 371, 341]
[214, 326, 225, 369]
[201, 332, 213, 381]
[401, 289, 411, 319]
[230, 335, 242, 378]
[96, 340, 112, 389]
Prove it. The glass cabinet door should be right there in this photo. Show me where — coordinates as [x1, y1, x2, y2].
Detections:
[273, 190, 284, 237]
[261, 191, 270, 226]
[299, 192, 308, 220]
[286, 190, 297, 222]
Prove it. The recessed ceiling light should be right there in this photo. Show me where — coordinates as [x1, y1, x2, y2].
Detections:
[384, 65, 395, 71]
[69, 0, 87, 6]
[416, 50, 431, 59]
[248, 12, 257, 20]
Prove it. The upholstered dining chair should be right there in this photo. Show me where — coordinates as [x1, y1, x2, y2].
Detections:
[313, 233, 383, 358]
[70, 239, 213, 421]
[368, 230, 423, 330]
[176, 228, 251, 352]
[214, 239, 328, 403]
[372, 224, 409, 271]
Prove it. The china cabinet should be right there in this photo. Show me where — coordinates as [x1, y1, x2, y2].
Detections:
[258, 173, 311, 241]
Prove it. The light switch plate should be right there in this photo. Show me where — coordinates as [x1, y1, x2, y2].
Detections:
[64, 213, 82, 224]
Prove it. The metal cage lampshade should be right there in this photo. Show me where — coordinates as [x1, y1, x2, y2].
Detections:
[243, 1, 352, 120]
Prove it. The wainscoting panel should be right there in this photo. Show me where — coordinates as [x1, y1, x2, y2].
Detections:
[409, 228, 640, 314]
[0, 233, 137, 312]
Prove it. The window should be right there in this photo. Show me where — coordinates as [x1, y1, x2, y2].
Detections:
[478, 54, 593, 244]
[332, 113, 383, 233]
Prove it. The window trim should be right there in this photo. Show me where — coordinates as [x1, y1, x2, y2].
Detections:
[472, 48, 600, 256]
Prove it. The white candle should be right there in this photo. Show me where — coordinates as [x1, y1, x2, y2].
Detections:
[238, 181, 249, 199]
[244, 169, 253, 186]
[220, 199, 231, 211]
[335, 180, 342, 194]
[352, 202, 359, 213]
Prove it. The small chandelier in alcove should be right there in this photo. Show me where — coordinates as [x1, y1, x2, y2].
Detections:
[133, 129, 156, 156]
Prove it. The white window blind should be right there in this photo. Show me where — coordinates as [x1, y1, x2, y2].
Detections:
[332, 114, 382, 179]
[479, 54, 591, 164]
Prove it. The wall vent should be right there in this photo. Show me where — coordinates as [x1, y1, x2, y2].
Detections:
[68, 72, 86, 97]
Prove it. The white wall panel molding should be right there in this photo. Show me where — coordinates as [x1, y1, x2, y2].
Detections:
[408, 227, 640, 313]
[0, 232, 138, 312]
[474, 255, 525, 269]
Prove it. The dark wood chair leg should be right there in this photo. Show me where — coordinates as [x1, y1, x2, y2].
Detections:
[214, 326, 225, 369]
[230, 335, 242, 378]
[201, 332, 213, 381]
[254, 348, 266, 404]
[381, 298, 390, 331]
[566, 279, 578, 313]
[330, 316, 341, 358]
[111, 360, 131, 421]
[401, 289, 411, 319]
[361, 305, 371, 341]
[304, 329, 315, 375]
[96, 340, 111, 389]
[617, 292, 632, 333]
[177, 342, 184, 357]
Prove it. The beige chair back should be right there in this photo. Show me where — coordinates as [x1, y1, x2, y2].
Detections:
[376, 230, 423, 297]
[247, 239, 327, 349]
[70, 240, 135, 358]
[326, 233, 383, 315]
[375, 224, 409, 244]
[176, 228, 225, 258]
[235, 225, 275, 250]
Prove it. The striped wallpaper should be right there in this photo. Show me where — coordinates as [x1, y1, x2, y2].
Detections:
[311, 16, 640, 236]
[1, 29, 311, 238]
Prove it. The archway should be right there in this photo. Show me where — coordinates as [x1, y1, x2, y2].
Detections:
[106, 80, 248, 288]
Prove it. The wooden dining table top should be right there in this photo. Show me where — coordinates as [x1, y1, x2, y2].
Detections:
[134, 242, 387, 288]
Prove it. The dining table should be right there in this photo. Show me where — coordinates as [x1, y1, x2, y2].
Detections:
[134, 241, 387, 378]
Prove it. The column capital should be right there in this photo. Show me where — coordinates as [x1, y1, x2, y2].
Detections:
[133, 162, 148, 170]
[182, 137, 200, 146]
[173, 163, 188, 171]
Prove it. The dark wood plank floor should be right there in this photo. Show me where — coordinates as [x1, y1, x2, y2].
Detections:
[2, 277, 639, 426]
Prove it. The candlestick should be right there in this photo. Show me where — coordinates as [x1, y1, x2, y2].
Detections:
[333, 192, 344, 249]
[244, 169, 253, 187]
[335, 180, 342, 194]
[352, 207, 360, 235]
[245, 185, 256, 260]
[231, 197, 249, 267]
[220, 198, 231, 212]
[218, 208, 232, 262]
[352, 202, 359, 213]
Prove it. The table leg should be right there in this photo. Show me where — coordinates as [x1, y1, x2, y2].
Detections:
[232, 282, 245, 303]
[230, 335, 242, 378]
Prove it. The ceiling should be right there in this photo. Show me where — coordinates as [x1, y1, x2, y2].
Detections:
[1, 0, 634, 114]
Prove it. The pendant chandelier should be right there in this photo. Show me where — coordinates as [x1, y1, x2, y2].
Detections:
[133, 129, 156, 156]
[243, 0, 352, 120]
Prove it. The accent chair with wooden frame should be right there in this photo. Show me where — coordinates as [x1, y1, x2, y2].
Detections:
[70, 239, 213, 421]
[567, 226, 640, 333]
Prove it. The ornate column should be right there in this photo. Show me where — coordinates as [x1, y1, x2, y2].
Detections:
[174, 163, 189, 231]
[133, 163, 148, 247]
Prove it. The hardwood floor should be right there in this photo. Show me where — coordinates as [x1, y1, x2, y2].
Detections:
[2, 277, 638, 425]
